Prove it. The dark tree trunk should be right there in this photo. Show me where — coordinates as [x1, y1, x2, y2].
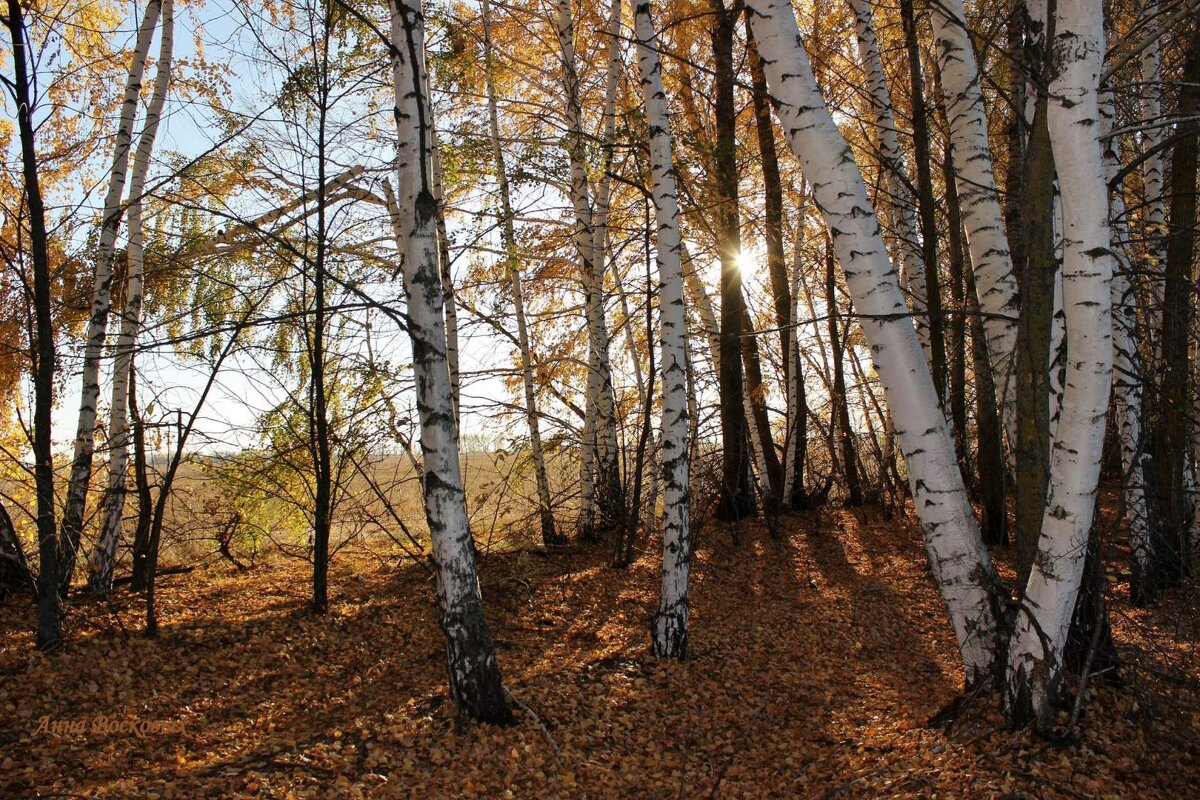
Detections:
[746, 20, 807, 510]
[311, 32, 333, 615]
[900, 0, 947, 400]
[1065, 503, 1121, 685]
[741, 307, 783, 501]
[711, 0, 754, 522]
[945, 148, 969, 478]
[1014, 85, 1057, 581]
[826, 234, 863, 507]
[129, 362, 154, 593]
[1151, 21, 1200, 587]
[7, 0, 62, 649]
[0, 501, 34, 602]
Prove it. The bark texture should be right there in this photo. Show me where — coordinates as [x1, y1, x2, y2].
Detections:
[391, 0, 511, 723]
[747, 0, 1001, 684]
[634, 0, 692, 660]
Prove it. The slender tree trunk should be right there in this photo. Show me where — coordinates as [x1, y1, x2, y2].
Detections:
[430, 124, 460, 426]
[481, 0, 558, 547]
[129, 363, 154, 593]
[937, 78, 1008, 546]
[635, 0, 692, 660]
[309, 11, 336, 616]
[741, 308, 782, 497]
[553, 0, 622, 538]
[59, 0, 163, 593]
[88, 0, 175, 595]
[1151, 21, 1200, 587]
[747, 22, 807, 509]
[783, 222, 810, 509]
[391, 0, 511, 723]
[826, 235, 863, 507]
[7, 0, 62, 649]
[1139, 1, 1168, 350]
[681, 243, 771, 502]
[1013, 5, 1056, 578]
[1004, 0, 1115, 728]
[747, 0, 1001, 684]
[895, 0, 947, 396]
[964, 228, 1008, 546]
[928, 0, 1021, 440]
[945, 152, 969, 474]
[710, 0, 754, 521]
[1100, 87, 1156, 605]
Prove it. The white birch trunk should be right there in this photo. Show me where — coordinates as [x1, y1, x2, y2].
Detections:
[1004, 0, 1114, 726]
[429, 123, 460, 425]
[59, 0, 163, 590]
[481, 0, 557, 546]
[1100, 88, 1154, 599]
[87, 0, 175, 594]
[928, 0, 1021, 438]
[847, 0, 930, 365]
[747, 0, 1000, 683]
[634, 0, 691, 660]
[390, 0, 509, 722]
[553, 0, 620, 534]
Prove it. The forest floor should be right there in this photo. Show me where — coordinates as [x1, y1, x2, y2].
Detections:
[1, 505, 1198, 799]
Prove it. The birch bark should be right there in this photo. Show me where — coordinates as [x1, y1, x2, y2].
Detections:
[391, 0, 510, 723]
[552, 0, 621, 537]
[928, 0, 1021, 436]
[634, 0, 691, 660]
[1100, 89, 1154, 605]
[87, 0, 175, 594]
[481, 0, 558, 546]
[59, 0, 163, 592]
[747, 0, 1000, 683]
[1004, 0, 1115, 727]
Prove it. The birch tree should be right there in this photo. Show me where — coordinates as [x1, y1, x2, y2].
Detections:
[1004, 0, 1114, 728]
[928, 0, 1021, 434]
[87, 0, 175, 594]
[481, 0, 559, 546]
[1098, 80, 1155, 604]
[552, 0, 621, 539]
[58, 0, 164, 592]
[746, 0, 1000, 684]
[634, 0, 691, 660]
[852, 0, 931, 373]
[390, 0, 510, 723]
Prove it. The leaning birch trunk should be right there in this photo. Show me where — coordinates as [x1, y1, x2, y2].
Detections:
[1100, 89, 1154, 604]
[928, 0, 1020, 437]
[1004, 0, 1115, 728]
[634, 0, 691, 660]
[847, 0, 929, 364]
[87, 0, 175, 594]
[390, 0, 510, 723]
[553, 0, 621, 535]
[59, 0, 163, 592]
[747, 0, 1000, 684]
[480, 0, 557, 546]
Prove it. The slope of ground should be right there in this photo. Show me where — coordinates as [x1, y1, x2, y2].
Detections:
[1, 508, 1197, 798]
